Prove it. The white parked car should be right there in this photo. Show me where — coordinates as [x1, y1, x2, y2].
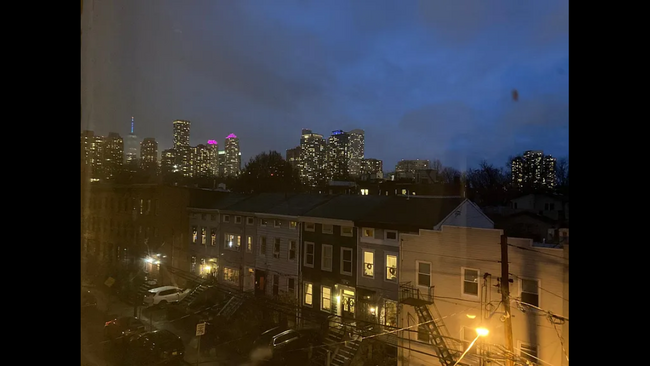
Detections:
[143, 286, 190, 306]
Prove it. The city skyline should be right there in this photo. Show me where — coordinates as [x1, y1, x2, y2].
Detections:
[81, 0, 568, 172]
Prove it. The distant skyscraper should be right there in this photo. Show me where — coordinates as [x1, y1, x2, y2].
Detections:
[347, 129, 365, 178]
[207, 140, 219, 177]
[218, 150, 226, 177]
[395, 159, 430, 179]
[172, 120, 191, 176]
[124, 117, 139, 171]
[299, 129, 326, 186]
[103, 132, 124, 181]
[140, 138, 158, 174]
[80, 130, 104, 182]
[286, 146, 301, 171]
[190, 144, 211, 177]
[161, 149, 176, 175]
[361, 158, 383, 180]
[224, 134, 241, 177]
[327, 130, 350, 180]
[511, 150, 556, 190]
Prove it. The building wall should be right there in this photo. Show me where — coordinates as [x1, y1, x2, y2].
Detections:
[436, 200, 494, 230]
[187, 210, 221, 280]
[214, 211, 257, 290]
[356, 227, 401, 301]
[255, 215, 301, 299]
[398, 226, 568, 366]
[511, 194, 567, 221]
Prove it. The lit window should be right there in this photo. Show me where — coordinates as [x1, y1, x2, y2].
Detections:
[304, 283, 313, 306]
[290, 221, 297, 229]
[463, 268, 479, 296]
[386, 255, 397, 281]
[321, 286, 331, 312]
[201, 227, 206, 245]
[401, 189, 407, 195]
[363, 250, 374, 277]
[223, 267, 239, 284]
[247, 236, 252, 252]
[192, 226, 197, 243]
[224, 234, 241, 249]
[210, 230, 216, 246]
[362, 228, 374, 238]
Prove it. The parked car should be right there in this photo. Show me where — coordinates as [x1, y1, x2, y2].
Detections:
[251, 326, 322, 364]
[143, 286, 190, 306]
[104, 316, 146, 343]
[125, 329, 184, 366]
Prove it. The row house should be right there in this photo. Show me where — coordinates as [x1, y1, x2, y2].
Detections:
[398, 226, 569, 366]
[353, 197, 493, 330]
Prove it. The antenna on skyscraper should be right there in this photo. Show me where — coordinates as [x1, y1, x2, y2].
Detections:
[131, 117, 135, 134]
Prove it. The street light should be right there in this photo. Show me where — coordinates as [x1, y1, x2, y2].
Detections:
[453, 327, 489, 366]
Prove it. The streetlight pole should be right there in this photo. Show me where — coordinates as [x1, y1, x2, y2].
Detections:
[453, 328, 489, 366]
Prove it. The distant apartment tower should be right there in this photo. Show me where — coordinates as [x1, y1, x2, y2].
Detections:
[103, 132, 124, 181]
[207, 140, 219, 176]
[286, 146, 301, 171]
[511, 150, 557, 190]
[327, 130, 350, 180]
[190, 144, 211, 177]
[395, 159, 430, 179]
[160, 149, 176, 175]
[140, 138, 158, 174]
[361, 158, 383, 180]
[80, 130, 104, 182]
[224, 133, 241, 177]
[347, 129, 365, 178]
[218, 150, 226, 177]
[172, 120, 191, 176]
[124, 117, 139, 171]
[299, 129, 326, 186]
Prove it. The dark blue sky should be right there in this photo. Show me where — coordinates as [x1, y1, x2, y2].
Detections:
[81, 0, 568, 171]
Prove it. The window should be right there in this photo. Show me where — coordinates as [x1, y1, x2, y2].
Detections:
[321, 286, 332, 312]
[519, 342, 538, 364]
[417, 313, 429, 342]
[417, 261, 431, 287]
[304, 242, 315, 267]
[288, 278, 295, 294]
[235, 216, 242, 224]
[288, 240, 296, 260]
[462, 268, 479, 297]
[304, 283, 313, 306]
[223, 215, 230, 223]
[259, 236, 267, 255]
[201, 227, 207, 245]
[363, 250, 374, 278]
[520, 278, 540, 306]
[305, 222, 315, 232]
[223, 267, 239, 284]
[341, 248, 353, 275]
[321, 244, 332, 271]
[322, 224, 333, 234]
[210, 214, 216, 221]
[210, 230, 217, 246]
[274, 220, 281, 228]
[360, 188, 368, 195]
[192, 226, 197, 244]
[247, 217, 254, 225]
[386, 254, 397, 281]
[290, 221, 297, 229]
[273, 238, 281, 258]
[462, 327, 477, 355]
[385, 230, 398, 241]
[362, 228, 374, 238]
[260, 218, 268, 227]
[246, 236, 252, 252]
[341, 226, 353, 237]
[224, 234, 241, 249]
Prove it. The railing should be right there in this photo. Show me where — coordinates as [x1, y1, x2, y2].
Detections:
[399, 281, 435, 303]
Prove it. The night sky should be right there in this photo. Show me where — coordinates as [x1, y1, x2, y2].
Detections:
[81, 0, 568, 171]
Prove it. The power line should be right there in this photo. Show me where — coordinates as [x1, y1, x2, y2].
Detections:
[508, 273, 568, 303]
[507, 243, 567, 261]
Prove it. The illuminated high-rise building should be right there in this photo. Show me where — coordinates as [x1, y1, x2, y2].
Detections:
[80, 130, 104, 182]
[172, 120, 191, 176]
[224, 133, 241, 177]
[327, 130, 350, 180]
[124, 117, 139, 169]
[103, 132, 124, 181]
[218, 150, 226, 177]
[299, 129, 326, 186]
[207, 140, 219, 177]
[361, 158, 383, 180]
[160, 149, 176, 175]
[347, 129, 365, 178]
[190, 144, 211, 177]
[395, 159, 430, 179]
[511, 150, 556, 190]
[286, 146, 301, 171]
[140, 138, 158, 174]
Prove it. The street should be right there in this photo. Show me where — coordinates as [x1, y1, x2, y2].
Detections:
[80, 284, 250, 366]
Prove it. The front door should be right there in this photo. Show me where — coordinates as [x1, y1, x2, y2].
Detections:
[342, 292, 355, 319]
[255, 270, 266, 296]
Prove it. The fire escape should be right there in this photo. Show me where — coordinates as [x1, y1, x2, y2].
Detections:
[400, 283, 457, 366]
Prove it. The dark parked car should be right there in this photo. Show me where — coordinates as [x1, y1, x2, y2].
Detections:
[104, 316, 146, 343]
[251, 326, 322, 365]
[125, 329, 185, 366]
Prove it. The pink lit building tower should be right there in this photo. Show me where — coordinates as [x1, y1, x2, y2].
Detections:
[224, 133, 241, 177]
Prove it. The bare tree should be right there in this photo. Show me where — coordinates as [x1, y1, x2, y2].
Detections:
[430, 159, 443, 172]
[439, 166, 462, 184]
[555, 157, 569, 187]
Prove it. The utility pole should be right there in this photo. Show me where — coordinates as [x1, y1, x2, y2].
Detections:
[500, 234, 515, 366]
